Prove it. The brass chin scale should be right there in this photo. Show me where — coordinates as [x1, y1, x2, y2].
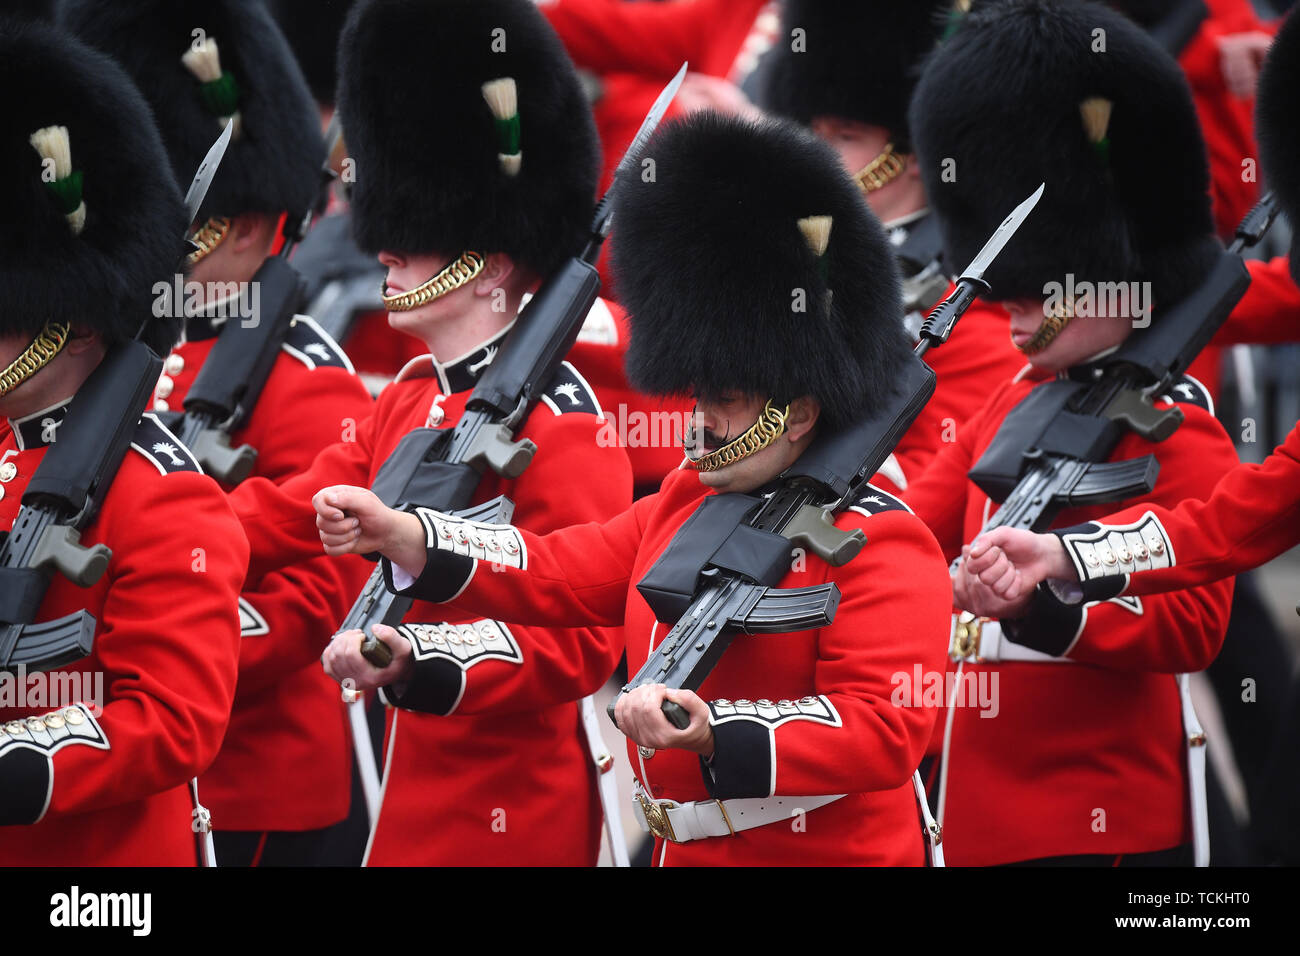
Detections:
[1016, 296, 1076, 355]
[0, 321, 72, 398]
[185, 216, 231, 266]
[854, 143, 907, 194]
[381, 250, 487, 312]
[684, 400, 790, 472]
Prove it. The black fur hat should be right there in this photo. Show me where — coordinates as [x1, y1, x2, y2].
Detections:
[761, 1, 952, 152]
[60, 0, 324, 224]
[336, 0, 599, 274]
[611, 113, 910, 431]
[0, 18, 186, 354]
[909, 0, 1219, 306]
[268, 0, 358, 107]
[1256, 9, 1300, 283]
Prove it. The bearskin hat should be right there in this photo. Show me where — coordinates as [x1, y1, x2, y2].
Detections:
[761, 1, 953, 152]
[1257, 9, 1300, 283]
[0, 18, 186, 354]
[611, 113, 910, 431]
[336, 0, 600, 275]
[268, 0, 358, 107]
[909, 0, 1219, 306]
[60, 0, 324, 225]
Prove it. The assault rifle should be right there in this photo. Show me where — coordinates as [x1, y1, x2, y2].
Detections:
[349, 65, 689, 668]
[610, 185, 1047, 728]
[170, 118, 342, 485]
[0, 126, 234, 674]
[966, 193, 1276, 537]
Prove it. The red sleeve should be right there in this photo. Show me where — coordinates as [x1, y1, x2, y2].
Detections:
[383, 409, 636, 715]
[393, 492, 656, 628]
[1214, 256, 1300, 345]
[1179, 4, 1270, 238]
[38, 474, 246, 820]
[229, 352, 376, 693]
[1002, 407, 1238, 673]
[543, 0, 766, 78]
[231, 388, 384, 581]
[1056, 419, 1300, 597]
[704, 510, 951, 799]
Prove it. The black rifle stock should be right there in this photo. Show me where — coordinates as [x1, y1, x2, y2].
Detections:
[175, 255, 305, 484]
[0, 342, 162, 673]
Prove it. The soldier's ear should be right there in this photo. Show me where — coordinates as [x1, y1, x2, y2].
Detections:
[785, 396, 820, 442]
[63, 325, 104, 354]
[473, 253, 517, 298]
[229, 212, 277, 254]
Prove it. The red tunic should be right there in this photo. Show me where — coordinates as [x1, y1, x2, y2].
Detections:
[153, 315, 375, 832]
[1055, 419, 1299, 597]
[875, 294, 1025, 496]
[0, 406, 245, 865]
[903, 364, 1237, 864]
[389, 469, 953, 865]
[1215, 255, 1300, 345]
[230, 335, 633, 865]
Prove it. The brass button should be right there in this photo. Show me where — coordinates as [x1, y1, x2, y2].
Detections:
[638, 746, 656, 759]
[1119, 549, 1132, 563]
[44, 713, 65, 730]
[155, 375, 174, 399]
[0, 461, 16, 482]
[1151, 540, 1165, 555]
[1085, 552, 1100, 566]
[1135, 546, 1149, 560]
[757, 699, 774, 707]
[153, 399, 170, 412]
[164, 354, 185, 375]
[1101, 550, 1117, 565]
[714, 699, 731, 707]
[4, 721, 25, 736]
[25, 717, 45, 733]
[464, 632, 479, 646]
[503, 537, 520, 555]
[734, 698, 753, 707]
[64, 707, 85, 725]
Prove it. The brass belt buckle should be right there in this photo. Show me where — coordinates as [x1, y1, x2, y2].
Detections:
[637, 792, 677, 843]
[951, 611, 983, 660]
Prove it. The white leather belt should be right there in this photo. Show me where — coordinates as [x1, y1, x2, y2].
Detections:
[949, 612, 1076, 664]
[579, 695, 629, 867]
[631, 781, 843, 844]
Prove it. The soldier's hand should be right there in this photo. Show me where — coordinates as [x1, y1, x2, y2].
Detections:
[322, 623, 413, 694]
[1217, 30, 1272, 100]
[968, 528, 1075, 596]
[614, 684, 714, 759]
[314, 485, 422, 567]
[952, 546, 1033, 620]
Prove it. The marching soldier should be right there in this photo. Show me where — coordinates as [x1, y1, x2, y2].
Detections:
[902, 0, 1240, 865]
[314, 112, 954, 866]
[0, 18, 246, 864]
[964, 1, 1300, 611]
[61, 0, 375, 865]
[759, 1, 1025, 496]
[231, 0, 633, 866]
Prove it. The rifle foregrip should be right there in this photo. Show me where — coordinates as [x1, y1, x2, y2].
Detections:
[360, 634, 393, 669]
[661, 700, 690, 730]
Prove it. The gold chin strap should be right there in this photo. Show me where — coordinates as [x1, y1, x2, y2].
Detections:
[0, 321, 71, 398]
[855, 143, 907, 194]
[684, 400, 790, 472]
[186, 216, 231, 266]
[1016, 296, 1076, 355]
[382, 251, 487, 312]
